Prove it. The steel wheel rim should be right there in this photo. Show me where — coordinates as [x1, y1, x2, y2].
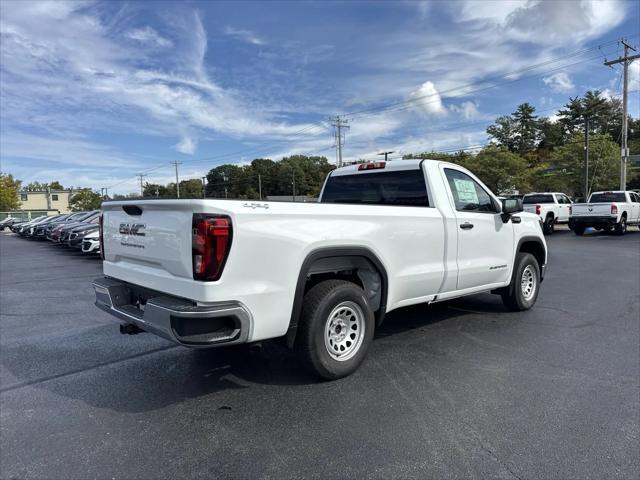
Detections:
[324, 301, 365, 362]
[520, 265, 536, 301]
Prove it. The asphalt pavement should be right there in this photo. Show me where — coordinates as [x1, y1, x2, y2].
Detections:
[1, 229, 639, 479]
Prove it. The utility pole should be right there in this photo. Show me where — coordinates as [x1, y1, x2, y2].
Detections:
[201, 177, 206, 199]
[258, 174, 262, 200]
[137, 173, 146, 197]
[170, 161, 182, 198]
[604, 40, 639, 190]
[220, 173, 228, 199]
[378, 151, 394, 161]
[330, 116, 349, 167]
[292, 171, 296, 202]
[584, 117, 589, 200]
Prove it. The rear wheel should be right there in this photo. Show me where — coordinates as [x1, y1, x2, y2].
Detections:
[543, 215, 555, 235]
[295, 280, 374, 380]
[573, 225, 585, 236]
[501, 253, 540, 311]
[614, 215, 627, 235]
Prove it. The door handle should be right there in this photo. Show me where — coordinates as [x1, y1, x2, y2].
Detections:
[460, 222, 474, 230]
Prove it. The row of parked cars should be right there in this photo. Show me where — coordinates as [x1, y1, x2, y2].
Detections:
[518, 190, 640, 235]
[0, 211, 101, 254]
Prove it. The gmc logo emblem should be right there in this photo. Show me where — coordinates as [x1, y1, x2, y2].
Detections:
[119, 223, 146, 236]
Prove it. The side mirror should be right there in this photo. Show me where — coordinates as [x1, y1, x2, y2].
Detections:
[501, 198, 523, 223]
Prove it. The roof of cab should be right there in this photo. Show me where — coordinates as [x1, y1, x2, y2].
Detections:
[329, 159, 430, 177]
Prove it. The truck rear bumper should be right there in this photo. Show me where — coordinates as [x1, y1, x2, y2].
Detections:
[93, 277, 252, 347]
[569, 216, 617, 229]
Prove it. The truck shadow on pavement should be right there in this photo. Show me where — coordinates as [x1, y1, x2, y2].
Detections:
[1, 295, 511, 414]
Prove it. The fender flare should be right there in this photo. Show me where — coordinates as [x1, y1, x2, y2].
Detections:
[285, 246, 389, 348]
[515, 235, 547, 280]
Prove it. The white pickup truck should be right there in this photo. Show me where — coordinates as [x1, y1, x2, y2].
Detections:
[569, 190, 640, 235]
[522, 192, 573, 235]
[93, 160, 547, 379]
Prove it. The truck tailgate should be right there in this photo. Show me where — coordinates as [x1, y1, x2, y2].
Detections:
[102, 200, 227, 281]
[571, 204, 613, 217]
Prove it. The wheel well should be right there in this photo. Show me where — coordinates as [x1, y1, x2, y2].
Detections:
[286, 250, 388, 348]
[546, 212, 554, 219]
[519, 240, 545, 269]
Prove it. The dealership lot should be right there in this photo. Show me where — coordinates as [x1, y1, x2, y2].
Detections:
[1, 231, 638, 479]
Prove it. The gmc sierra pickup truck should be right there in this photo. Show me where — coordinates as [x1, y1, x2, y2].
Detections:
[569, 190, 640, 235]
[93, 160, 547, 379]
[522, 192, 573, 235]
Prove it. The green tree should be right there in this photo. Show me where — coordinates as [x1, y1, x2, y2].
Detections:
[451, 145, 532, 194]
[69, 190, 103, 211]
[143, 183, 170, 198]
[49, 181, 64, 190]
[0, 174, 21, 210]
[487, 103, 541, 155]
[26, 181, 48, 191]
[549, 133, 620, 197]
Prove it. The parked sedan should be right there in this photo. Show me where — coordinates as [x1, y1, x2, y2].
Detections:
[58, 211, 100, 245]
[68, 224, 98, 249]
[16, 216, 48, 236]
[81, 230, 100, 255]
[0, 217, 19, 231]
[33, 214, 71, 239]
[48, 211, 96, 242]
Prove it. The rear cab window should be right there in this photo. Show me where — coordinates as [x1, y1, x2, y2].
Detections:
[589, 193, 626, 203]
[523, 194, 554, 204]
[320, 169, 429, 207]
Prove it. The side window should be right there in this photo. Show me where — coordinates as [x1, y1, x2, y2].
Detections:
[20, 193, 28, 201]
[563, 195, 573, 204]
[444, 168, 498, 213]
[52, 194, 59, 201]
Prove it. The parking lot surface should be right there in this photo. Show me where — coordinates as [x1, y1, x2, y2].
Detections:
[1, 230, 639, 479]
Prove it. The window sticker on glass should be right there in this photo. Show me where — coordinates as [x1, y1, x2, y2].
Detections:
[453, 178, 478, 204]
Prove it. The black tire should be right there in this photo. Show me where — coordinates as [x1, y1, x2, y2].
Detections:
[295, 279, 374, 380]
[543, 215, 554, 235]
[573, 225, 585, 236]
[603, 226, 612, 232]
[501, 252, 540, 311]
[614, 215, 627, 235]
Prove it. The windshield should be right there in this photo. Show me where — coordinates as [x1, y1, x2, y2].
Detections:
[589, 193, 626, 203]
[523, 194, 554, 204]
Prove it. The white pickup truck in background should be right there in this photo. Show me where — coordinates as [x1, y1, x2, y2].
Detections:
[522, 192, 573, 235]
[569, 191, 640, 235]
[93, 160, 547, 379]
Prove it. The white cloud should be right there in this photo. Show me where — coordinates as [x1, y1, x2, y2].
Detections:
[449, 101, 480, 120]
[409, 81, 447, 116]
[543, 72, 575, 93]
[126, 26, 173, 48]
[175, 136, 197, 154]
[223, 26, 265, 46]
[502, 0, 624, 45]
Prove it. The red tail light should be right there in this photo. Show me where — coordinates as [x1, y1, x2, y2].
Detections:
[192, 214, 232, 281]
[611, 204, 618, 215]
[535, 205, 541, 215]
[98, 214, 105, 260]
[358, 161, 386, 171]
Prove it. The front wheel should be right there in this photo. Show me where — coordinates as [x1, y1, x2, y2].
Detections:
[543, 215, 554, 235]
[501, 253, 540, 311]
[295, 280, 375, 380]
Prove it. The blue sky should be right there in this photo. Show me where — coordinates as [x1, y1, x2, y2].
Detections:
[1, 0, 639, 193]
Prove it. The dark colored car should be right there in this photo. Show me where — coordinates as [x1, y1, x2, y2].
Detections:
[47, 211, 94, 242]
[58, 211, 100, 245]
[33, 214, 70, 238]
[0, 217, 19, 231]
[68, 224, 99, 249]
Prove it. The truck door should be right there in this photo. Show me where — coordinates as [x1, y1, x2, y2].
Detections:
[630, 193, 640, 222]
[441, 166, 515, 291]
[556, 194, 571, 222]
